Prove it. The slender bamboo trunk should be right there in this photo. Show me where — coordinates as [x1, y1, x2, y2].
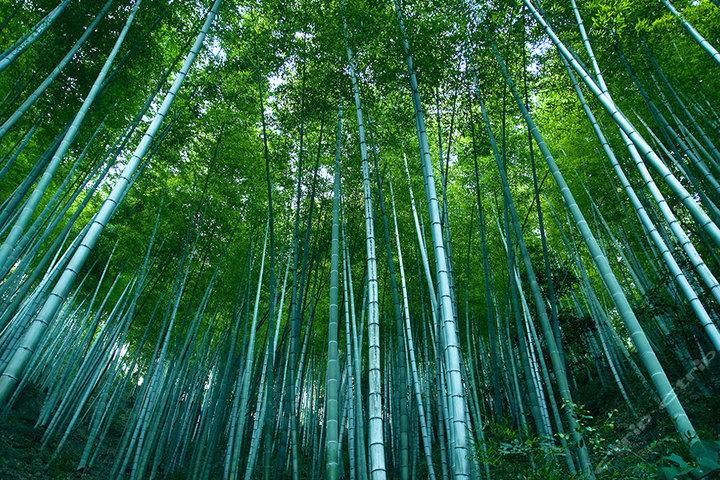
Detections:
[0, 0, 114, 142]
[325, 101, 343, 480]
[393, 2, 469, 476]
[0, 0, 73, 73]
[0, 0, 223, 406]
[661, 0, 720, 66]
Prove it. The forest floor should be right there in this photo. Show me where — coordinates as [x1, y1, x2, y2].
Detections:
[0, 360, 719, 479]
[0, 385, 119, 480]
[577, 356, 720, 479]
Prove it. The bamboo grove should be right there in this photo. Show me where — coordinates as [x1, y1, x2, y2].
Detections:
[0, 0, 719, 478]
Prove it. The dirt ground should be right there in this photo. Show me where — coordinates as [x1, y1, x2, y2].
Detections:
[0, 386, 117, 480]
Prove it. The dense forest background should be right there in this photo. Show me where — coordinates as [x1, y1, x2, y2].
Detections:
[0, 0, 719, 478]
